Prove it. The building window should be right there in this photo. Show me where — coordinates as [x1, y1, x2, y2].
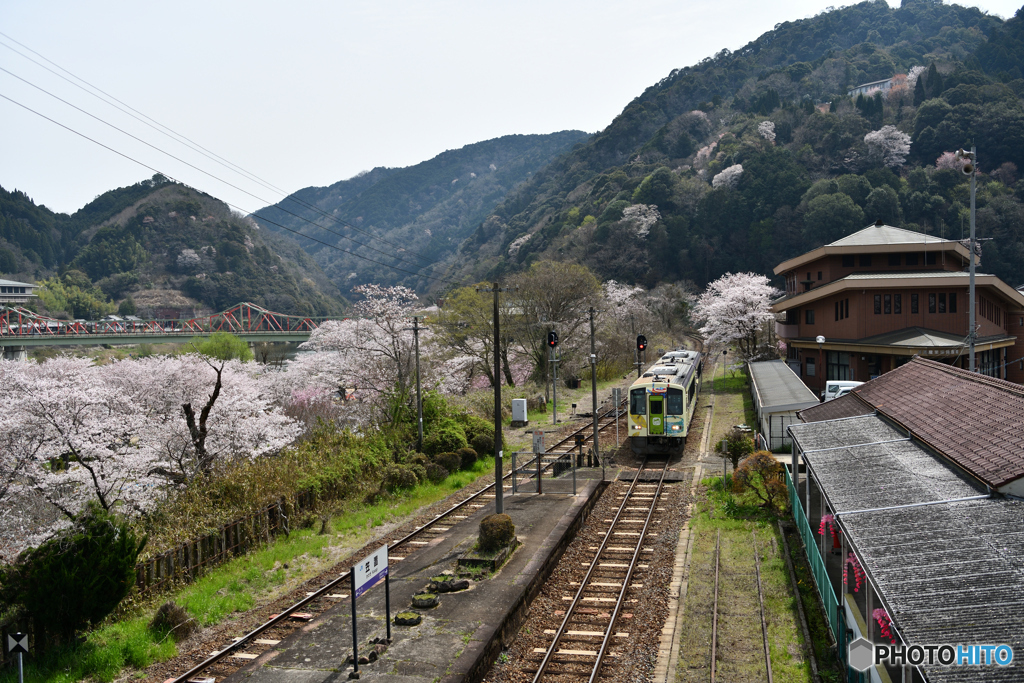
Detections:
[842, 255, 855, 267]
[845, 298, 849, 319]
[860, 255, 872, 267]
[894, 293, 902, 314]
[950, 293, 957, 313]
[827, 351, 852, 381]
[906, 253, 919, 266]
[926, 252, 937, 265]
[806, 272, 811, 282]
[889, 254, 901, 266]
[911, 293, 919, 314]
[806, 357, 816, 377]
[805, 309, 815, 324]
[817, 271, 823, 280]
[938, 292, 946, 313]
[884, 294, 891, 314]
[835, 302, 839, 321]
[929, 293, 936, 313]
[874, 294, 882, 314]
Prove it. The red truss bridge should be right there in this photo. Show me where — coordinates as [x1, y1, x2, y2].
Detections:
[0, 302, 333, 354]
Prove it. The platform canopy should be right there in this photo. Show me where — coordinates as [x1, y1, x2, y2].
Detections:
[748, 360, 819, 413]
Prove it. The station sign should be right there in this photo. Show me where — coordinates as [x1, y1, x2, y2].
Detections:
[353, 544, 388, 598]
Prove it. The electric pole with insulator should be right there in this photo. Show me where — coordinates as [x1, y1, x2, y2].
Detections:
[477, 283, 511, 514]
[548, 329, 559, 425]
[589, 307, 600, 479]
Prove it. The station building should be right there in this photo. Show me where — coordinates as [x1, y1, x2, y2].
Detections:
[771, 222, 1024, 394]
[787, 358, 1024, 682]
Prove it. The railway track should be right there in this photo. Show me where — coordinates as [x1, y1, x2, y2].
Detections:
[709, 529, 773, 683]
[165, 395, 629, 683]
[524, 456, 671, 682]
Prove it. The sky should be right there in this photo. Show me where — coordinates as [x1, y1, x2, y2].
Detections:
[1, 0, 1020, 215]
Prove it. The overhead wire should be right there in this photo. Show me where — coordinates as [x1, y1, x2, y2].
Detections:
[0, 92, 466, 288]
[0, 64, 439, 274]
[0, 32, 435, 265]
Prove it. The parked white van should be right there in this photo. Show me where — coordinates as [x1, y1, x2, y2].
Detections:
[823, 380, 863, 401]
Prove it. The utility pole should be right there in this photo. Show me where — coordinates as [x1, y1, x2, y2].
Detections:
[477, 283, 510, 514]
[548, 329, 560, 425]
[960, 146, 978, 372]
[406, 316, 424, 451]
[589, 307, 600, 479]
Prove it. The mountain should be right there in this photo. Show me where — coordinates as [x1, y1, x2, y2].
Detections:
[451, 0, 1024, 290]
[252, 131, 589, 293]
[0, 176, 345, 317]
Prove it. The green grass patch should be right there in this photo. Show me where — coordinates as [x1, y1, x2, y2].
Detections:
[3, 457, 496, 683]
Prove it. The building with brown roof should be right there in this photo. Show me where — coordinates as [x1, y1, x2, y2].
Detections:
[771, 222, 1024, 395]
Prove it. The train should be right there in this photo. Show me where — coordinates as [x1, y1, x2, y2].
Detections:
[628, 348, 704, 455]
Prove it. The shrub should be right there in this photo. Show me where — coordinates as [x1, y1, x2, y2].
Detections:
[408, 453, 429, 467]
[0, 503, 147, 640]
[433, 452, 461, 475]
[457, 447, 478, 470]
[471, 433, 494, 456]
[733, 450, 787, 510]
[381, 465, 418, 493]
[478, 514, 515, 552]
[424, 462, 449, 484]
[409, 463, 428, 485]
[459, 414, 494, 445]
[149, 601, 199, 642]
[422, 420, 468, 456]
[725, 427, 755, 471]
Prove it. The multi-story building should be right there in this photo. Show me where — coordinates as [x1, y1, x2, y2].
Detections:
[771, 221, 1024, 393]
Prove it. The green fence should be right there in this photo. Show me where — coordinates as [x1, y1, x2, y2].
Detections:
[785, 464, 841, 642]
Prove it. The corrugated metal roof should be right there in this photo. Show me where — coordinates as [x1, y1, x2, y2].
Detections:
[829, 225, 952, 247]
[844, 270, 982, 280]
[0, 279, 35, 287]
[748, 360, 819, 412]
[790, 415, 1024, 681]
[799, 393, 874, 422]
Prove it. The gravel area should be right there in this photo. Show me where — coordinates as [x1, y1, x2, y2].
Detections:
[481, 461, 693, 683]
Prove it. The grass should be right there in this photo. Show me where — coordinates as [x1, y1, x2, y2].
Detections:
[3, 457, 496, 683]
[676, 478, 812, 683]
[708, 361, 758, 455]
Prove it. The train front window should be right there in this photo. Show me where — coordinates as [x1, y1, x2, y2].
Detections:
[650, 399, 663, 415]
[666, 388, 683, 415]
[630, 389, 646, 415]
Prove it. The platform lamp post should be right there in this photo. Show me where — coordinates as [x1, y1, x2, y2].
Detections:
[816, 335, 826, 400]
[956, 146, 978, 372]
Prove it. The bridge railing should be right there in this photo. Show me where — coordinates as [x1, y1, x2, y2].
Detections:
[0, 302, 335, 339]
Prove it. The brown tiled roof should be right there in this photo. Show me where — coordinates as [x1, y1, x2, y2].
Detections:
[850, 357, 1024, 488]
[797, 393, 874, 423]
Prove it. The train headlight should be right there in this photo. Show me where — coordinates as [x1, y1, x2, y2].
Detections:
[671, 425, 680, 431]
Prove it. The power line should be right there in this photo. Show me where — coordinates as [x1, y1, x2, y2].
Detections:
[0, 65, 437, 274]
[0, 91, 466, 288]
[0, 32, 435, 264]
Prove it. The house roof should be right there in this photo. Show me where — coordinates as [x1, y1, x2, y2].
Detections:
[856, 326, 1012, 349]
[798, 392, 874, 422]
[789, 415, 1024, 681]
[747, 360, 820, 413]
[0, 279, 36, 288]
[773, 223, 970, 275]
[847, 357, 1024, 488]
[770, 270, 1024, 312]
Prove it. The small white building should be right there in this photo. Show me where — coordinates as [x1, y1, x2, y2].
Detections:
[0, 278, 37, 305]
[748, 360, 820, 450]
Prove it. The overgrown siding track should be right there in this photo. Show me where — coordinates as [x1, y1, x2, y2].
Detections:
[708, 530, 773, 683]
[161, 399, 629, 683]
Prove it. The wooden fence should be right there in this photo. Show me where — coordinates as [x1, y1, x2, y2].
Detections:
[1, 487, 320, 664]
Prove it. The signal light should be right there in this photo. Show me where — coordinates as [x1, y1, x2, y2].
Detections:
[547, 330, 559, 347]
[636, 334, 647, 351]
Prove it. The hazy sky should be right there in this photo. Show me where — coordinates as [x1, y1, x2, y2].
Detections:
[1, 0, 1019, 215]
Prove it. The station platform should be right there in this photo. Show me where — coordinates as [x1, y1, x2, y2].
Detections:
[223, 476, 608, 683]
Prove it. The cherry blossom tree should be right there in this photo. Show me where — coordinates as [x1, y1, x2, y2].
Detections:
[865, 126, 911, 168]
[692, 272, 781, 361]
[621, 204, 660, 238]
[936, 151, 970, 172]
[758, 121, 776, 144]
[712, 164, 744, 189]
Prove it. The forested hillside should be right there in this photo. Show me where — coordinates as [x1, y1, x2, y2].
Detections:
[0, 176, 345, 317]
[455, 0, 1024, 291]
[253, 131, 589, 293]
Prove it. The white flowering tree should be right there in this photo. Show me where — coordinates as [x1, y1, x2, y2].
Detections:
[758, 121, 776, 144]
[865, 126, 911, 168]
[712, 164, 744, 189]
[621, 204, 660, 238]
[692, 272, 781, 361]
